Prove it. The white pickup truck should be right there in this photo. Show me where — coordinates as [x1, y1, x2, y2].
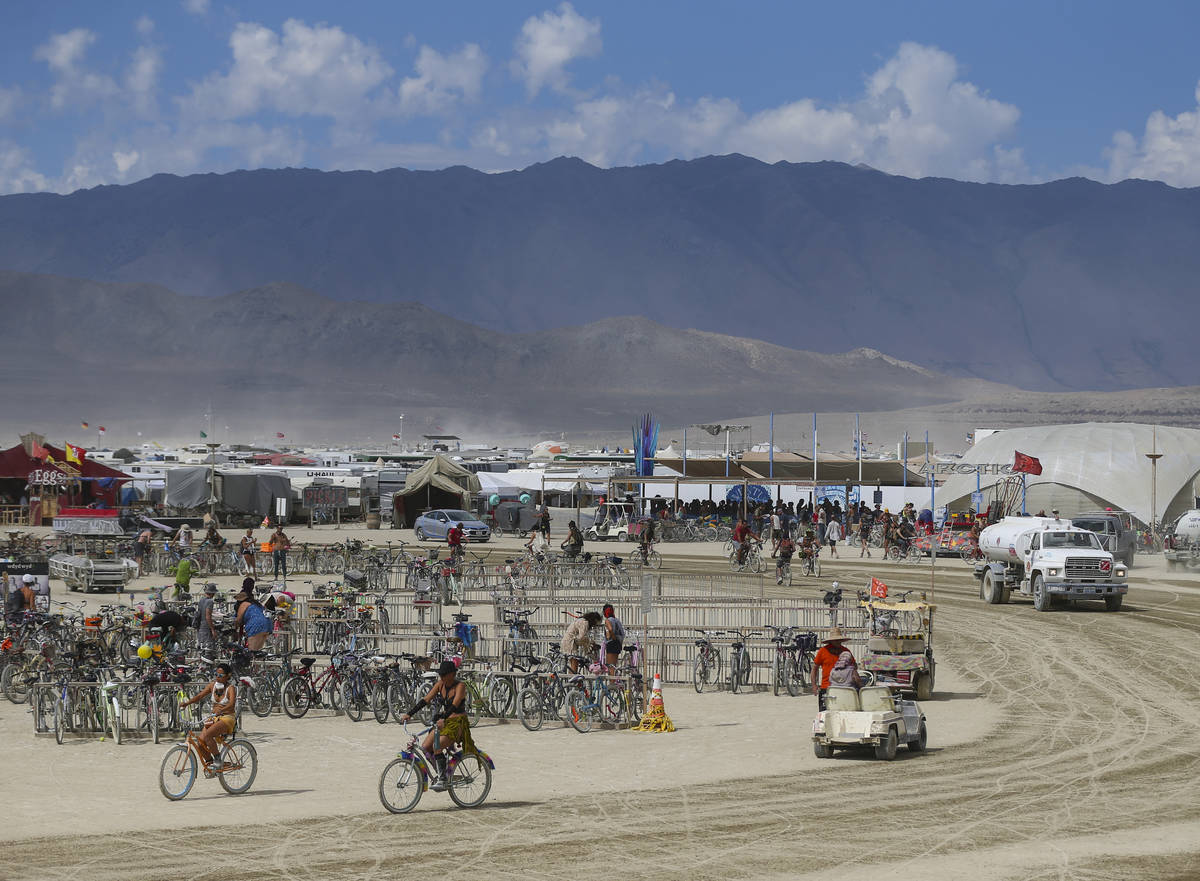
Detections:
[974, 515, 1128, 612]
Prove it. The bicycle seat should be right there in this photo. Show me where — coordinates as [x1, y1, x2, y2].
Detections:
[622, 645, 638, 653]
[299, 657, 316, 667]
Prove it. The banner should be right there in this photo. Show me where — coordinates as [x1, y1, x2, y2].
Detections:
[1013, 451, 1043, 476]
[870, 576, 888, 598]
[65, 442, 86, 464]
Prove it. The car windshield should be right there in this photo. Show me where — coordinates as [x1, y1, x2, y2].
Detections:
[1043, 532, 1101, 549]
[443, 510, 475, 521]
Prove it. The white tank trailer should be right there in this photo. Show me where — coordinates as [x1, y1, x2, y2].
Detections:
[974, 515, 1128, 612]
[1164, 509, 1200, 568]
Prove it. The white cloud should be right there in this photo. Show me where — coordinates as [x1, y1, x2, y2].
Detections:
[0, 142, 49, 193]
[125, 45, 163, 115]
[397, 44, 488, 114]
[512, 2, 601, 97]
[135, 16, 155, 37]
[182, 0, 209, 15]
[186, 19, 394, 120]
[1106, 81, 1200, 187]
[474, 43, 1026, 182]
[0, 86, 20, 120]
[34, 28, 95, 72]
[34, 28, 119, 109]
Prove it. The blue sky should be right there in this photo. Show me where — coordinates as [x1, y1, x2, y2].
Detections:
[3, 0, 1200, 193]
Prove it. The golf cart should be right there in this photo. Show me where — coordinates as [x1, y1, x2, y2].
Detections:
[859, 596, 936, 700]
[811, 685, 928, 760]
[585, 502, 634, 542]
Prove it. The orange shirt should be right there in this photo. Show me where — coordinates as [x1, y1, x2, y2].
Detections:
[813, 643, 854, 689]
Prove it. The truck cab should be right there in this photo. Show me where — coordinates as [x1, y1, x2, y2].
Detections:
[975, 516, 1128, 612]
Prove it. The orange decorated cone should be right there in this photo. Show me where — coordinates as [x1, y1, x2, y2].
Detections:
[632, 672, 675, 733]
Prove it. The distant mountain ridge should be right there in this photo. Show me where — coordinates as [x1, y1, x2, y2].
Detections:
[2, 155, 1199, 390]
[0, 272, 1011, 439]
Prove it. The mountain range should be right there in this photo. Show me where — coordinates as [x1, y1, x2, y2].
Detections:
[2, 155, 1198, 391]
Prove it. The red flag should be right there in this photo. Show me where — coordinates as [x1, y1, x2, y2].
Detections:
[1013, 451, 1043, 476]
[870, 577, 888, 598]
[275, 432, 285, 439]
[98, 426, 106, 434]
[65, 443, 86, 464]
[30, 441, 49, 460]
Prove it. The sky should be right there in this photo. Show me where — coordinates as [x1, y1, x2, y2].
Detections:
[3, 0, 1200, 194]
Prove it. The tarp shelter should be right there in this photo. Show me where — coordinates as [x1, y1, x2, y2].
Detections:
[493, 501, 539, 534]
[399, 454, 481, 516]
[0, 437, 128, 523]
[166, 467, 290, 517]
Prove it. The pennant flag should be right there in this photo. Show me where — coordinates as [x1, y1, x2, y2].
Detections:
[1013, 451, 1043, 476]
[81, 421, 89, 429]
[98, 426, 106, 435]
[65, 443, 86, 464]
[30, 441, 49, 461]
[199, 431, 208, 438]
[392, 433, 400, 440]
[275, 432, 285, 439]
[870, 576, 889, 598]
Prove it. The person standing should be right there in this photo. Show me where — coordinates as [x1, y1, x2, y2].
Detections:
[239, 528, 257, 577]
[561, 611, 603, 673]
[270, 524, 291, 581]
[134, 526, 153, 577]
[195, 582, 218, 655]
[234, 579, 272, 651]
[602, 603, 625, 670]
[538, 505, 551, 540]
[859, 505, 874, 558]
[175, 523, 194, 554]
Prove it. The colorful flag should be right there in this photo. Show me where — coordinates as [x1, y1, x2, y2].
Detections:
[65, 443, 86, 464]
[275, 432, 285, 439]
[200, 431, 208, 438]
[870, 577, 888, 598]
[80, 421, 89, 429]
[1013, 451, 1043, 476]
[30, 441, 49, 460]
[98, 426, 106, 435]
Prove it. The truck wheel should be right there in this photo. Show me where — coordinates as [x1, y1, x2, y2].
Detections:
[1104, 594, 1124, 612]
[983, 570, 1002, 605]
[813, 740, 831, 759]
[907, 721, 928, 753]
[874, 728, 898, 761]
[1032, 574, 1052, 612]
[914, 672, 933, 701]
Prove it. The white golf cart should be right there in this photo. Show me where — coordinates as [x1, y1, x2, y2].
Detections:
[811, 685, 928, 761]
[585, 502, 635, 542]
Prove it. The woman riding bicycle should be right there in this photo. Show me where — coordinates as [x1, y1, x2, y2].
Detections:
[401, 659, 475, 791]
[179, 662, 237, 770]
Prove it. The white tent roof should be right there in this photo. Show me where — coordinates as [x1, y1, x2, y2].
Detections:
[934, 422, 1200, 525]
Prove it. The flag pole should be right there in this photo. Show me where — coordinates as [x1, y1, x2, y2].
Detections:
[812, 413, 817, 484]
[856, 413, 862, 485]
[902, 430, 908, 488]
[769, 413, 774, 479]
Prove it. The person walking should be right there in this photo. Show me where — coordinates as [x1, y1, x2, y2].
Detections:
[195, 582, 219, 655]
[825, 517, 843, 559]
[239, 528, 257, 577]
[134, 526, 153, 577]
[270, 524, 291, 582]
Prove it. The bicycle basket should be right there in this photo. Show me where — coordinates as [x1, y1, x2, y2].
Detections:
[795, 632, 818, 652]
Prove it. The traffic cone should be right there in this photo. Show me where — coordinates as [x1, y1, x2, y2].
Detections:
[632, 672, 675, 733]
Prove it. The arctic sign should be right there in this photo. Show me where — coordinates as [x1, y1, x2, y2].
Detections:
[922, 463, 1017, 476]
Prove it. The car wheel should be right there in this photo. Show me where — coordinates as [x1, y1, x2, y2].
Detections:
[1032, 574, 1051, 612]
[813, 740, 831, 759]
[874, 727, 898, 761]
[415, 527, 426, 541]
[907, 721, 927, 752]
[914, 672, 933, 701]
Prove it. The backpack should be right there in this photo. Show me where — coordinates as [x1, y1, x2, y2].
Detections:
[609, 615, 626, 641]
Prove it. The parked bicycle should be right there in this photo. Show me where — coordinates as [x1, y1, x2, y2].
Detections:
[692, 629, 724, 693]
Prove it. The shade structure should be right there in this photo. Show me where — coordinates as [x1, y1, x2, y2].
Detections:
[934, 423, 1200, 526]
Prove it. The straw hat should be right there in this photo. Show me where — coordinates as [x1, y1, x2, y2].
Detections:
[821, 627, 850, 644]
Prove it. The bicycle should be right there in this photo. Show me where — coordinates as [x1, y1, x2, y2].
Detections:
[378, 721, 494, 813]
[728, 541, 765, 574]
[564, 656, 627, 733]
[515, 648, 569, 731]
[727, 628, 759, 694]
[767, 626, 816, 697]
[158, 726, 258, 800]
[692, 629, 724, 693]
[628, 541, 662, 570]
[801, 546, 821, 577]
[281, 653, 348, 718]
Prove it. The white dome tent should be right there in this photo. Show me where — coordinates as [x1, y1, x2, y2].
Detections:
[934, 423, 1200, 527]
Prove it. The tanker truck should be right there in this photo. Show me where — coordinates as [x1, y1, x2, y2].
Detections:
[1164, 509, 1200, 569]
[973, 515, 1128, 612]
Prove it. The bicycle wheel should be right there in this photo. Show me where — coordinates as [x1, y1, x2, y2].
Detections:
[565, 689, 594, 733]
[517, 687, 543, 731]
[159, 745, 197, 800]
[624, 684, 645, 723]
[108, 695, 123, 744]
[600, 687, 625, 724]
[54, 695, 66, 744]
[647, 549, 662, 570]
[325, 679, 344, 714]
[379, 756, 424, 814]
[812, 556, 821, 577]
[388, 680, 412, 724]
[345, 679, 366, 723]
[3, 663, 30, 703]
[487, 676, 516, 718]
[727, 553, 742, 573]
[784, 654, 803, 697]
[730, 649, 746, 694]
[464, 682, 482, 727]
[447, 753, 492, 808]
[372, 681, 391, 724]
[248, 682, 274, 718]
[772, 654, 782, 697]
[217, 739, 258, 794]
[693, 657, 710, 693]
[281, 676, 313, 719]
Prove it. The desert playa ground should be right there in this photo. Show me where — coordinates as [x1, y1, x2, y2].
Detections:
[3, 530, 1200, 881]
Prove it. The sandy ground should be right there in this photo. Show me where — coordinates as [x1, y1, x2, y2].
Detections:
[4, 536, 1200, 881]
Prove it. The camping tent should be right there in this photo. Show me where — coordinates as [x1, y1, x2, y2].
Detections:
[397, 454, 481, 518]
